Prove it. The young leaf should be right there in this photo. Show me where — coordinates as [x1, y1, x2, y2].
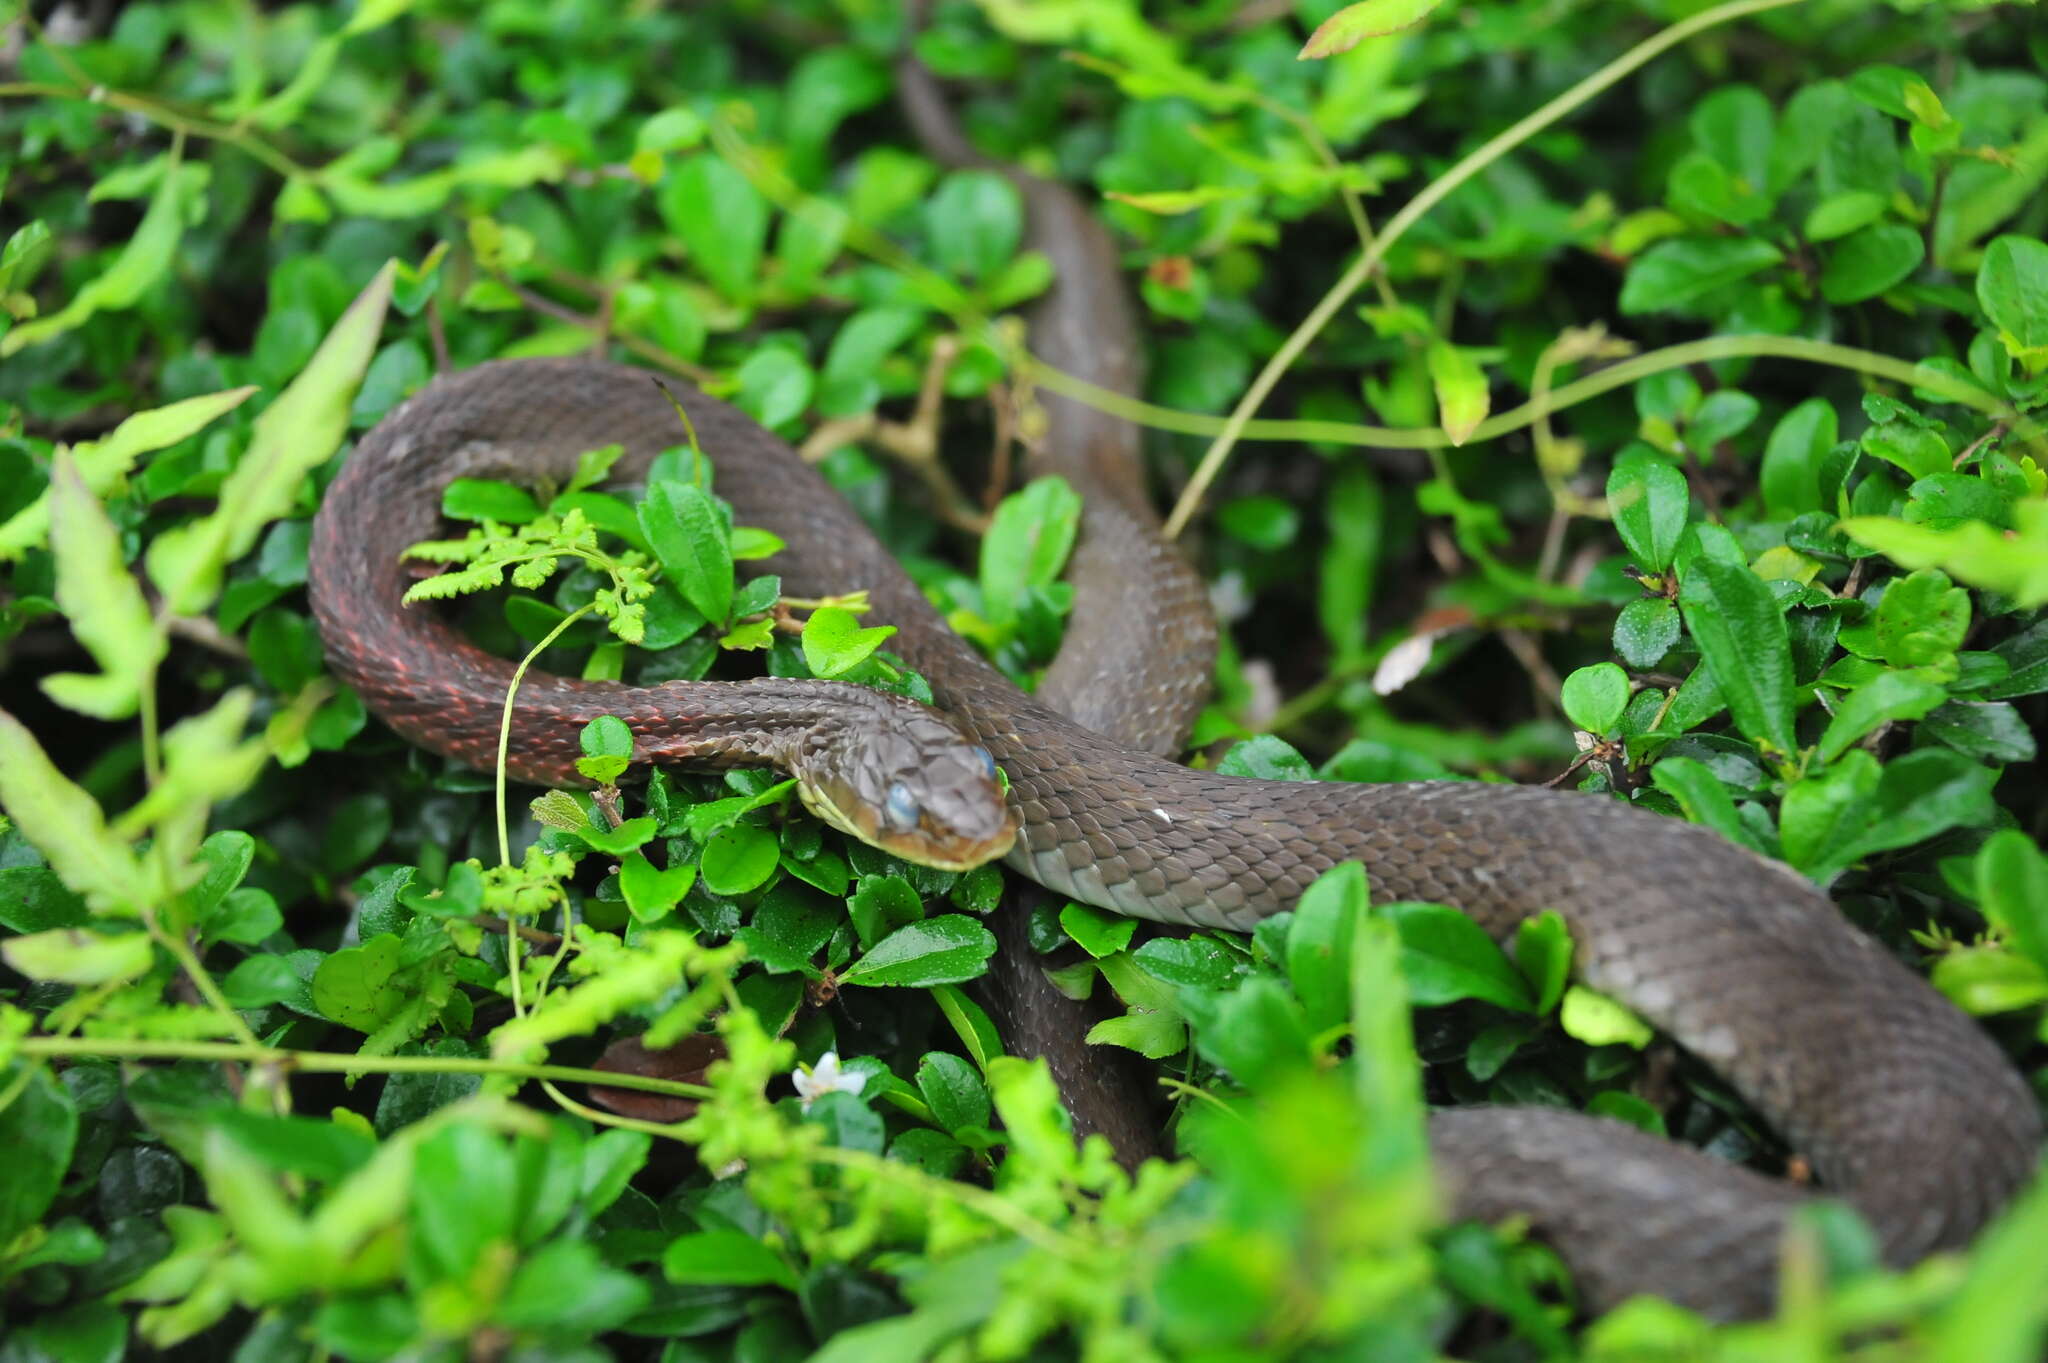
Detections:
[803, 606, 897, 679]
[41, 454, 166, 720]
[148, 261, 396, 613]
[1299, 0, 1443, 58]
[1427, 341, 1489, 446]
[0, 707, 147, 916]
[2, 159, 195, 356]
[1561, 663, 1630, 736]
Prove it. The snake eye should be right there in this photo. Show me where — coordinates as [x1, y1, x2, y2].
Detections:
[882, 781, 921, 833]
[970, 746, 998, 781]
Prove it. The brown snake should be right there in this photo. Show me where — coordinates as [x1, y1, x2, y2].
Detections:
[308, 73, 2041, 1323]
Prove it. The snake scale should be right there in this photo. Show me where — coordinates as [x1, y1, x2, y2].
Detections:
[307, 58, 2041, 1322]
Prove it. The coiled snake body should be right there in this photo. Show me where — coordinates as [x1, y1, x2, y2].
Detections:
[308, 104, 2039, 1323]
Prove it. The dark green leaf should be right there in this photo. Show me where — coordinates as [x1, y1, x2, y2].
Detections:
[640, 480, 734, 625]
[841, 915, 997, 987]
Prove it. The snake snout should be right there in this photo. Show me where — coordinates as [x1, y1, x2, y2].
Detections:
[794, 703, 1018, 872]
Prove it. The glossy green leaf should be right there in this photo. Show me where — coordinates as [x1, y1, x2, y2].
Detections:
[1608, 450, 1690, 573]
[1677, 555, 1796, 756]
[841, 915, 997, 987]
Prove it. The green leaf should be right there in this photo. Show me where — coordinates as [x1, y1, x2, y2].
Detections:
[1381, 901, 1534, 1012]
[577, 816, 657, 856]
[311, 933, 408, 1032]
[1426, 341, 1488, 446]
[1287, 861, 1367, 1033]
[148, 262, 396, 613]
[0, 386, 256, 561]
[1782, 748, 1998, 883]
[1216, 495, 1300, 551]
[1608, 450, 1689, 573]
[1819, 223, 1924, 304]
[662, 155, 769, 303]
[0, 1064, 78, 1247]
[1561, 663, 1630, 735]
[1216, 735, 1316, 781]
[1842, 501, 2048, 608]
[620, 850, 696, 922]
[698, 824, 780, 895]
[1613, 598, 1680, 670]
[0, 707, 147, 916]
[979, 477, 1081, 628]
[1759, 397, 1838, 520]
[1921, 701, 2036, 763]
[441, 478, 540, 523]
[2, 927, 154, 985]
[1060, 901, 1136, 959]
[0, 867, 89, 933]
[737, 882, 839, 973]
[639, 479, 734, 624]
[1803, 190, 1887, 242]
[803, 605, 897, 678]
[1649, 755, 1769, 856]
[734, 347, 815, 430]
[1978, 233, 2048, 368]
[1677, 555, 1796, 756]
[40, 453, 166, 719]
[1932, 947, 2048, 1016]
[842, 915, 997, 987]
[931, 984, 1005, 1071]
[1299, 0, 1442, 57]
[1814, 670, 1947, 764]
[819, 307, 924, 417]
[915, 1052, 991, 1134]
[1976, 831, 2048, 972]
[926, 171, 1021, 280]
[1560, 985, 1653, 1048]
[1872, 568, 1970, 670]
[2, 160, 195, 356]
[1618, 237, 1783, 314]
[1512, 911, 1572, 1015]
[1133, 935, 1245, 990]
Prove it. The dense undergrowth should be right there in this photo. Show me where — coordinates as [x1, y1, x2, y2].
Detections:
[3, 0, 2047, 1359]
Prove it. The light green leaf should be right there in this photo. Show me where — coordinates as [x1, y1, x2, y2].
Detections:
[2, 160, 197, 356]
[0, 707, 147, 916]
[1299, 0, 1444, 58]
[1427, 340, 1489, 446]
[148, 262, 396, 613]
[1560, 985, 1653, 1048]
[40, 454, 166, 719]
[0, 386, 257, 560]
[2, 927, 154, 985]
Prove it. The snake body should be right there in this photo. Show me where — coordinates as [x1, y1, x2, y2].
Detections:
[308, 114, 2039, 1327]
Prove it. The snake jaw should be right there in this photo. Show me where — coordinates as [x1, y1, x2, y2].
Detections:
[796, 776, 1017, 871]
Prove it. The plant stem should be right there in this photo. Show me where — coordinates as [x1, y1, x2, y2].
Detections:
[1161, 0, 1810, 540]
[18, 1036, 714, 1098]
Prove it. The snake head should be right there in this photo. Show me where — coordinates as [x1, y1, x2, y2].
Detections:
[792, 695, 1017, 871]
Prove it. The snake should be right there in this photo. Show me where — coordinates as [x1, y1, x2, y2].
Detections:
[307, 81, 2040, 1328]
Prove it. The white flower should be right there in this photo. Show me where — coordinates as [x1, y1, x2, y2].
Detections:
[791, 1052, 867, 1109]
